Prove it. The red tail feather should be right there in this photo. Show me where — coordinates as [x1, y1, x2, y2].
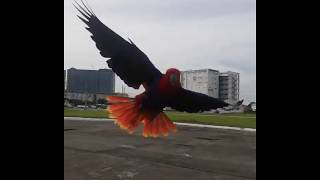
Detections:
[142, 112, 177, 137]
[107, 96, 177, 137]
[162, 113, 177, 132]
[158, 115, 169, 136]
[142, 119, 152, 137]
[107, 96, 141, 134]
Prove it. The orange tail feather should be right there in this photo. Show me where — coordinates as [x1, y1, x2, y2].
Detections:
[150, 119, 160, 138]
[142, 112, 177, 138]
[107, 96, 177, 137]
[162, 113, 177, 133]
[142, 119, 152, 137]
[107, 96, 142, 134]
[158, 115, 169, 136]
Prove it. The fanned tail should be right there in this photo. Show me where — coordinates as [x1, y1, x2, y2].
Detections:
[107, 96, 142, 134]
[107, 96, 177, 137]
[142, 112, 177, 138]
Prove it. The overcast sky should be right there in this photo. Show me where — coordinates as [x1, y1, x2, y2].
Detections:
[64, 0, 256, 103]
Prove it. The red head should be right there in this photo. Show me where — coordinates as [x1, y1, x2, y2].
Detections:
[165, 68, 181, 88]
[159, 68, 181, 95]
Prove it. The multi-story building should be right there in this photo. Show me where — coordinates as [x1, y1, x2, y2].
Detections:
[181, 69, 220, 98]
[181, 69, 239, 104]
[65, 68, 115, 94]
[219, 71, 240, 104]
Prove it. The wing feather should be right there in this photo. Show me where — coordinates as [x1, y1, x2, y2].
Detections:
[74, 1, 162, 89]
[168, 89, 230, 113]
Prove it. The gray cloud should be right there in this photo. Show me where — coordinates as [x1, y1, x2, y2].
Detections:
[64, 0, 256, 103]
[88, 0, 255, 21]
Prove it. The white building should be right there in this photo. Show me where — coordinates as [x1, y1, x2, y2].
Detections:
[219, 71, 240, 104]
[181, 69, 220, 98]
[181, 69, 239, 104]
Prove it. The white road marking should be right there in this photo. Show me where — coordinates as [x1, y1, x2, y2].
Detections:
[64, 117, 256, 132]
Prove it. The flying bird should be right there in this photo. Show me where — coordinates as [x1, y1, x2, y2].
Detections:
[74, 1, 243, 137]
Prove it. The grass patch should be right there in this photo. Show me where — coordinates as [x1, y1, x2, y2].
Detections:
[64, 108, 256, 129]
[64, 108, 109, 118]
[167, 112, 256, 129]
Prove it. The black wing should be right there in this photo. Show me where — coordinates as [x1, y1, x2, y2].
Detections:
[168, 88, 230, 113]
[74, 1, 162, 89]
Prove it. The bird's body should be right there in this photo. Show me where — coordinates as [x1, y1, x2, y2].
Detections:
[133, 69, 183, 119]
[74, 1, 242, 137]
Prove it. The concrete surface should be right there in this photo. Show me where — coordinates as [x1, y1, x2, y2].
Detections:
[64, 119, 256, 180]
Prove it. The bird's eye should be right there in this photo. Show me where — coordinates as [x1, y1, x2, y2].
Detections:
[170, 74, 177, 85]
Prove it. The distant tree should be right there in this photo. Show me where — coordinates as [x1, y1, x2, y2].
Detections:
[244, 102, 256, 113]
[97, 99, 107, 105]
[69, 99, 85, 106]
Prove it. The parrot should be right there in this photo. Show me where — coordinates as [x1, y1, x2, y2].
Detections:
[73, 1, 243, 137]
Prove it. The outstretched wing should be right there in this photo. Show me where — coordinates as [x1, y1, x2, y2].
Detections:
[74, 1, 162, 89]
[168, 88, 230, 113]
